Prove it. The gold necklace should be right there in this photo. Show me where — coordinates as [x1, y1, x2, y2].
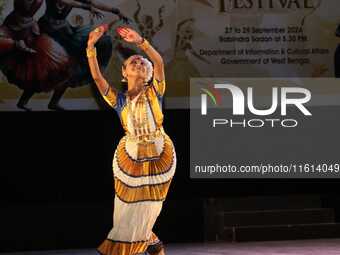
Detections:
[127, 88, 149, 136]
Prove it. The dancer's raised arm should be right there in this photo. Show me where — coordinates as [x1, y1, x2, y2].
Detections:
[118, 27, 165, 82]
[87, 25, 117, 107]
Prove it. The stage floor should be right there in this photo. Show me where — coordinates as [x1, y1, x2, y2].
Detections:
[3, 239, 340, 255]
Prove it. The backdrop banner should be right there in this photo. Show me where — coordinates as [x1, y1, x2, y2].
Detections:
[0, 0, 338, 110]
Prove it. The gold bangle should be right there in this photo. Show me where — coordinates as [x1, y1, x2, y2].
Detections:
[137, 38, 150, 51]
[86, 47, 97, 58]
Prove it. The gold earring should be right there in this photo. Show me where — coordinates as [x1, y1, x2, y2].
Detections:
[122, 77, 127, 82]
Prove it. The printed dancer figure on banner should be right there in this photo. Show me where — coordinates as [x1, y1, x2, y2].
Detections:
[38, 0, 130, 110]
[87, 24, 176, 255]
[167, 18, 209, 96]
[0, 0, 71, 110]
[134, 0, 164, 45]
[174, 18, 209, 64]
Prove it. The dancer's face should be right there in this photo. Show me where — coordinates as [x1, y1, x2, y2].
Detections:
[122, 55, 149, 83]
[56, 0, 67, 13]
[22, 0, 35, 13]
[181, 24, 194, 40]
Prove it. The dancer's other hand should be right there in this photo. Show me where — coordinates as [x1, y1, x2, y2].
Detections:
[15, 40, 37, 54]
[88, 25, 108, 47]
[116, 27, 143, 44]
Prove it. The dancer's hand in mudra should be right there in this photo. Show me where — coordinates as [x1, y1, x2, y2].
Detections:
[88, 25, 108, 47]
[116, 27, 143, 45]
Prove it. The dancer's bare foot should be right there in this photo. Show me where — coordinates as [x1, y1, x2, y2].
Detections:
[48, 103, 66, 111]
[17, 90, 34, 111]
[49, 84, 68, 111]
[157, 248, 165, 255]
[17, 102, 32, 111]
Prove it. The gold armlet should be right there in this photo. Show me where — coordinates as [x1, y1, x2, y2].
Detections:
[86, 47, 97, 58]
[137, 38, 150, 51]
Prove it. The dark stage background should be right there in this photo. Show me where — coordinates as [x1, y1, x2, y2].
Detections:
[1, 109, 340, 252]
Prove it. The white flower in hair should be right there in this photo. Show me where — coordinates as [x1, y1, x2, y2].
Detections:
[142, 57, 153, 83]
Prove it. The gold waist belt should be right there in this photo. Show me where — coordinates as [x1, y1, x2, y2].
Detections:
[126, 128, 165, 143]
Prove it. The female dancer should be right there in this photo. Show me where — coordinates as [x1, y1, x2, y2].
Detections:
[87, 25, 176, 255]
[38, 0, 129, 110]
[0, 0, 70, 110]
